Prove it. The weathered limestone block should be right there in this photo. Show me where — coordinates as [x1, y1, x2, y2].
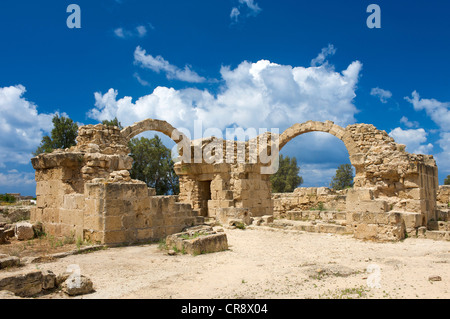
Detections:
[216, 208, 252, 226]
[0, 206, 31, 224]
[351, 211, 405, 241]
[0, 270, 56, 297]
[347, 199, 389, 213]
[61, 275, 94, 296]
[0, 255, 20, 269]
[437, 186, 450, 207]
[14, 222, 35, 241]
[165, 226, 228, 256]
[397, 212, 423, 229]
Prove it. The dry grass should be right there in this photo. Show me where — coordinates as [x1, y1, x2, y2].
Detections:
[0, 234, 79, 259]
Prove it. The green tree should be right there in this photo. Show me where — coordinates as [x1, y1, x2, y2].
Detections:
[0, 193, 17, 204]
[330, 164, 354, 190]
[444, 175, 450, 185]
[270, 155, 303, 193]
[129, 135, 179, 195]
[102, 117, 123, 130]
[34, 114, 78, 155]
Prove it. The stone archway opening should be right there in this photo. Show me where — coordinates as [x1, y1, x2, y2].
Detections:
[127, 131, 180, 196]
[275, 131, 354, 190]
[271, 122, 356, 216]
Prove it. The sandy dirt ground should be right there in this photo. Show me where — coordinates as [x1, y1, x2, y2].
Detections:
[16, 226, 450, 299]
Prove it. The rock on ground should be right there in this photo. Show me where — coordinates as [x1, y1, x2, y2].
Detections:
[61, 275, 94, 296]
[14, 222, 35, 241]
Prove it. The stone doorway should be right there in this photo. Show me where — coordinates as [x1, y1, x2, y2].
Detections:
[198, 180, 212, 217]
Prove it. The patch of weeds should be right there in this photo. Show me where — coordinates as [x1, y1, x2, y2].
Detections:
[334, 286, 368, 299]
[33, 222, 46, 238]
[310, 202, 325, 211]
[63, 233, 76, 245]
[235, 222, 246, 230]
[158, 239, 168, 250]
[172, 245, 186, 255]
[75, 236, 95, 250]
[76, 245, 108, 254]
[180, 231, 208, 240]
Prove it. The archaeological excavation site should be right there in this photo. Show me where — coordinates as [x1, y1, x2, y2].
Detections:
[29, 119, 450, 245]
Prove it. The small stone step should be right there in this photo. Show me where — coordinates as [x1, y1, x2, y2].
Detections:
[285, 210, 344, 222]
[428, 220, 449, 231]
[273, 219, 351, 235]
[425, 231, 450, 241]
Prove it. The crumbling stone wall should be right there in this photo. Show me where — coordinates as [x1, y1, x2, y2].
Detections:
[83, 181, 199, 244]
[437, 186, 450, 207]
[279, 121, 439, 223]
[31, 124, 203, 245]
[437, 185, 450, 221]
[272, 187, 346, 219]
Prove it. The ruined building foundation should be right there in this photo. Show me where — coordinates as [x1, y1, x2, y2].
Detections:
[31, 119, 446, 244]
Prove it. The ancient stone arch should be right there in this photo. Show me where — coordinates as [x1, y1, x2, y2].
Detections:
[279, 120, 354, 152]
[120, 118, 191, 146]
[30, 118, 440, 244]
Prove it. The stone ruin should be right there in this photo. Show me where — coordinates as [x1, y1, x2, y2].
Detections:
[30, 119, 448, 245]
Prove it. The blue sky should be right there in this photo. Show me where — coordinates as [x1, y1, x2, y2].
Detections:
[1, 0, 450, 196]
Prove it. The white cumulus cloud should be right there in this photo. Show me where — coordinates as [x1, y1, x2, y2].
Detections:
[400, 116, 419, 128]
[0, 85, 54, 167]
[404, 91, 450, 179]
[230, 7, 240, 22]
[89, 46, 362, 186]
[370, 87, 392, 103]
[388, 127, 433, 154]
[90, 53, 362, 134]
[405, 91, 450, 129]
[230, 0, 261, 23]
[239, 0, 262, 16]
[134, 46, 207, 83]
[311, 44, 336, 67]
[114, 24, 150, 39]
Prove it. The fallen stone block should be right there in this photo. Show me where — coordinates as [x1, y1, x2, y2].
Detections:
[166, 226, 228, 256]
[15, 222, 35, 241]
[0, 271, 43, 297]
[261, 215, 274, 225]
[0, 269, 57, 297]
[425, 231, 449, 241]
[216, 208, 252, 227]
[61, 275, 95, 296]
[0, 255, 20, 269]
[0, 229, 7, 244]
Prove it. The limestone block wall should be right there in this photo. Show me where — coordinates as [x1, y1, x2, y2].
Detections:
[272, 186, 434, 239]
[176, 162, 273, 222]
[31, 124, 202, 245]
[272, 187, 346, 219]
[31, 152, 85, 239]
[437, 185, 450, 207]
[437, 185, 450, 221]
[83, 181, 200, 245]
[32, 174, 200, 245]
